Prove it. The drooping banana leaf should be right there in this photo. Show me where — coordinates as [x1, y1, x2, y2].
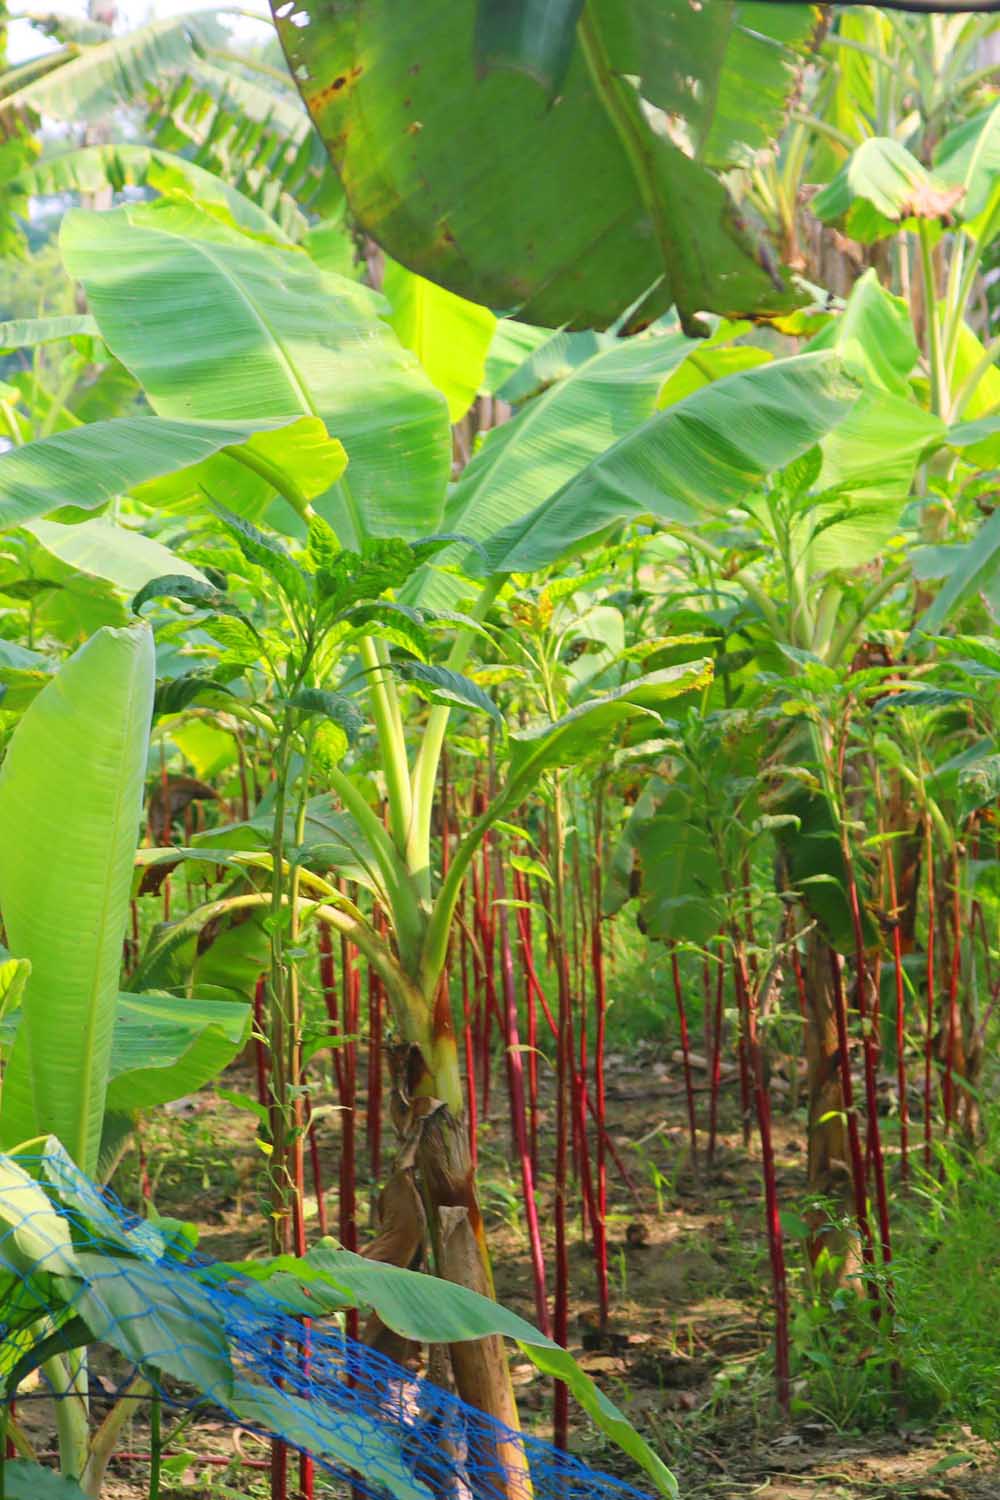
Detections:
[21, 518, 209, 600]
[271, 0, 819, 332]
[147, 57, 341, 226]
[60, 201, 451, 544]
[234, 1245, 679, 1498]
[0, 624, 155, 1174]
[0, 414, 347, 530]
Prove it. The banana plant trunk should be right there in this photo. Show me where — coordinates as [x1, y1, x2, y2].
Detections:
[376, 971, 532, 1499]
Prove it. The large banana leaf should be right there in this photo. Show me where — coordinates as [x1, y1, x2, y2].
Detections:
[591, 0, 821, 169]
[272, 0, 817, 331]
[23, 519, 208, 598]
[916, 508, 1000, 637]
[809, 268, 918, 398]
[105, 992, 250, 1112]
[476, 352, 859, 575]
[0, 624, 155, 1173]
[0, 521, 210, 645]
[0, 414, 347, 531]
[60, 201, 451, 544]
[413, 327, 695, 606]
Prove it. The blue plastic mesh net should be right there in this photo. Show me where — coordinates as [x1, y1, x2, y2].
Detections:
[0, 1152, 656, 1499]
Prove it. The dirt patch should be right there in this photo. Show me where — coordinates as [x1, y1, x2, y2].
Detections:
[18, 1046, 1000, 1498]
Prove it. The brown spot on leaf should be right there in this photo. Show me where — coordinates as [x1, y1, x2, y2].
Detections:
[900, 183, 965, 223]
[406, 120, 423, 135]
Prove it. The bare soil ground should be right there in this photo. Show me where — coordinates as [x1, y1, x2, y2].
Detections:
[21, 1042, 1000, 1499]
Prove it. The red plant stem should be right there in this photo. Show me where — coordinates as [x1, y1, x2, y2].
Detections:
[851, 954, 894, 1280]
[515, 904, 559, 1039]
[591, 827, 609, 1256]
[340, 919, 359, 1343]
[942, 851, 961, 1135]
[496, 855, 551, 1334]
[733, 956, 753, 1148]
[459, 892, 478, 1167]
[572, 1058, 601, 1298]
[733, 944, 789, 1410]
[707, 943, 726, 1165]
[574, 901, 588, 1213]
[924, 821, 936, 1170]
[517, 870, 541, 1177]
[885, 851, 909, 1182]
[271, 1441, 287, 1500]
[553, 927, 571, 1451]
[670, 943, 698, 1169]
[472, 820, 495, 1118]
[828, 952, 877, 1273]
